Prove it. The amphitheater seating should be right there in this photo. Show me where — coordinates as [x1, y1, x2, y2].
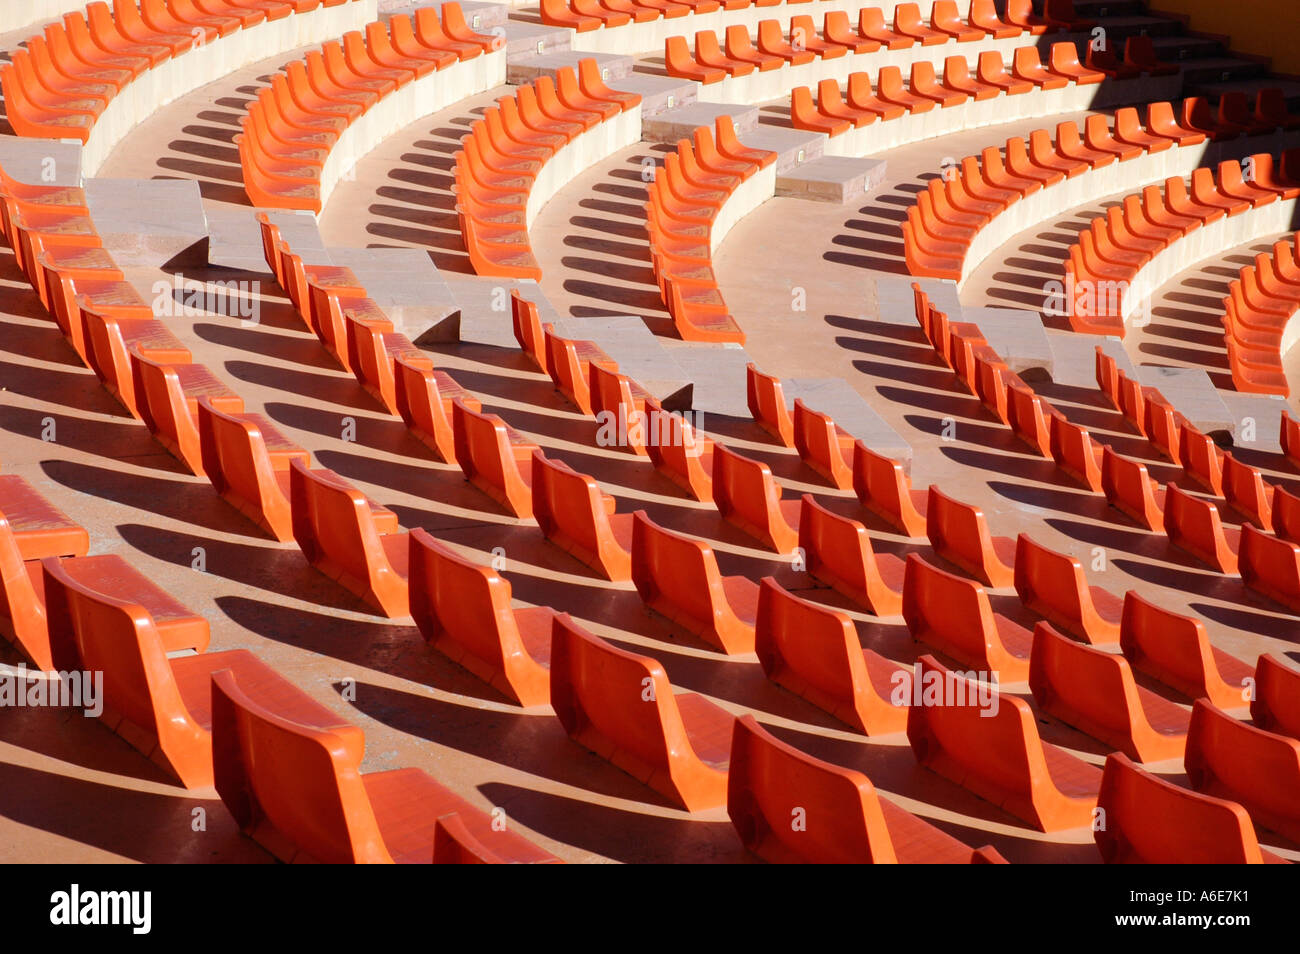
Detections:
[791, 39, 1182, 156]
[2, 0, 380, 174]
[1029, 622, 1188, 762]
[727, 714, 1005, 863]
[1095, 752, 1287, 863]
[240, 5, 500, 213]
[630, 510, 757, 654]
[1066, 151, 1300, 335]
[210, 668, 557, 863]
[456, 62, 641, 278]
[549, 614, 732, 811]
[906, 654, 1101, 831]
[645, 116, 774, 343]
[531, 451, 634, 580]
[288, 460, 409, 617]
[901, 553, 1031, 680]
[907, 104, 1298, 294]
[797, 493, 904, 616]
[1185, 699, 1300, 844]
[408, 529, 553, 707]
[755, 577, 907, 734]
[1119, 591, 1254, 709]
[666, 8, 1090, 107]
[1013, 534, 1122, 644]
[1221, 233, 1300, 396]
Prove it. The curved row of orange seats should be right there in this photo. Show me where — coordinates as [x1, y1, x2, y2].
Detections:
[791, 38, 1175, 137]
[454, 60, 641, 280]
[904, 93, 1299, 286]
[1222, 233, 1300, 396]
[1064, 150, 1300, 336]
[238, 4, 494, 212]
[644, 115, 773, 343]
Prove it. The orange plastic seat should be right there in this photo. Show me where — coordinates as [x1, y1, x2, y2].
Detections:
[902, 553, 1031, 681]
[38, 555, 243, 788]
[408, 529, 553, 707]
[643, 397, 714, 502]
[510, 290, 547, 371]
[198, 396, 310, 541]
[130, 349, 244, 476]
[852, 441, 927, 536]
[712, 444, 800, 553]
[755, 578, 907, 734]
[1252, 654, 1300, 740]
[1162, 483, 1239, 574]
[1029, 622, 1188, 762]
[925, 485, 1015, 587]
[589, 363, 651, 457]
[630, 510, 757, 654]
[744, 363, 794, 446]
[907, 654, 1101, 831]
[531, 451, 633, 581]
[728, 715, 1005, 863]
[1185, 699, 1300, 844]
[1013, 534, 1122, 644]
[1239, 524, 1300, 611]
[81, 308, 190, 418]
[1119, 589, 1249, 702]
[289, 460, 408, 617]
[0, 474, 89, 561]
[792, 400, 855, 489]
[451, 399, 536, 519]
[393, 355, 480, 464]
[797, 494, 903, 616]
[1049, 415, 1104, 492]
[543, 325, 617, 415]
[211, 669, 557, 863]
[550, 614, 732, 811]
[1101, 446, 1165, 531]
[1222, 453, 1274, 531]
[1095, 752, 1287, 863]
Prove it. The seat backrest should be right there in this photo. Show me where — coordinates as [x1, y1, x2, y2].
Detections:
[728, 714, 895, 863]
[41, 556, 196, 743]
[548, 612, 689, 774]
[754, 577, 864, 706]
[1252, 653, 1300, 739]
[210, 668, 389, 864]
[408, 527, 527, 669]
[1096, 752, 1264, 863]
[630, 510, 724, 623]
